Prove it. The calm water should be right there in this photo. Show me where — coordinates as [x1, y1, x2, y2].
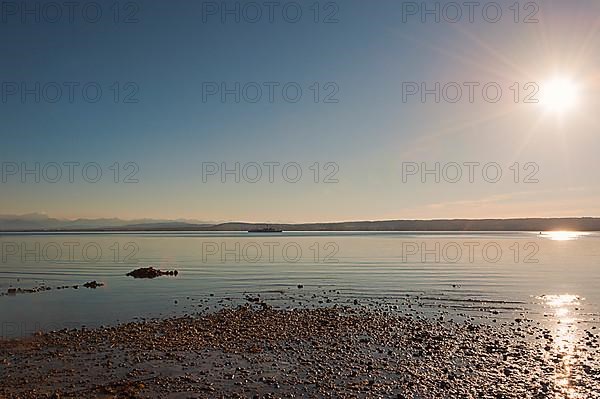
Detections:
[1, 231, 599, 338]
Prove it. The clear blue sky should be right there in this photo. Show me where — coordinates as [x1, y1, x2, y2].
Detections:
[2, 0, 599, 222]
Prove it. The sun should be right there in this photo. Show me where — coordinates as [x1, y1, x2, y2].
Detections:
[539, 77, 580, 113]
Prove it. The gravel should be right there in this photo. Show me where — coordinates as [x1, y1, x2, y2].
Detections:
[1, 305, 599, 398]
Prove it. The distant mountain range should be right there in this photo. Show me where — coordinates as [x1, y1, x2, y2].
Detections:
[0, 213, 212, 231]
[1, 214, 600, 232]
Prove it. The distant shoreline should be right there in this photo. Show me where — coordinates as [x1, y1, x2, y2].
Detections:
[1, 217, 600, 233]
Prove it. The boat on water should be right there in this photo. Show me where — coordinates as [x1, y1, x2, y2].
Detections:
[248, 225, 283, 233]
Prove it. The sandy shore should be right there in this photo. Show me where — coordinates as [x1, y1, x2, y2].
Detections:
[1, 305, 599, 398]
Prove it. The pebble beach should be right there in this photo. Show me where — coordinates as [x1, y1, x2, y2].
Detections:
[2, 302, 599, 399]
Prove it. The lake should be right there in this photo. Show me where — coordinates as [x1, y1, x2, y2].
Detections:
[1, 231, 599, 340]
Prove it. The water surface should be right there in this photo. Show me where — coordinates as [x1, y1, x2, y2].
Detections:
[1, 231, 599, 339]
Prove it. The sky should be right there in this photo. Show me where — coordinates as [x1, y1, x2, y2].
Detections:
[1, 0, 600, 223]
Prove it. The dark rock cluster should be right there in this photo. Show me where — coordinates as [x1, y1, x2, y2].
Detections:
[126, 267, 179, 279]
[2, 282, 106, 297]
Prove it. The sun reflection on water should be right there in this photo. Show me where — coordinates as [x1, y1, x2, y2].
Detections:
[537, 294, 585, 398]
[540, 231, 589, 241]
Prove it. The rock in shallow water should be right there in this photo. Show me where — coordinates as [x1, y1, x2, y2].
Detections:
[82, 281, 104, 289]
[126, 267, 179, 279]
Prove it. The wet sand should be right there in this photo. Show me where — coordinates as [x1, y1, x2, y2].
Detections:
[2, 304, 599, 399]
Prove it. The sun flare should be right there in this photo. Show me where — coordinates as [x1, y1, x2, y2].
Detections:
[539, 77, 580, 114]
